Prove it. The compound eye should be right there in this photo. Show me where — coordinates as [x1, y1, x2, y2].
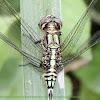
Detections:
[42, 23, 48, 30]
[54, 18, 62, 28]
[56, 23, 60, 29]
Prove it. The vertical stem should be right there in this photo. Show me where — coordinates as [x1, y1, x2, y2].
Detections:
[20, 0, 65, 100]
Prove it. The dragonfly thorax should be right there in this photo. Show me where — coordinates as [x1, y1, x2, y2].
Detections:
[46, 22, 62, 35]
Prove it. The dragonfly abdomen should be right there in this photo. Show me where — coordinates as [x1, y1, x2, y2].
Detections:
[42, 33, 62, 100]
[43, 46, 61, 88]
[43, 47, 60, 100]
[43, 67, 57, 100]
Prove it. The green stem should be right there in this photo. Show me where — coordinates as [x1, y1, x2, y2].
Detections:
[20, 0, 65, 100]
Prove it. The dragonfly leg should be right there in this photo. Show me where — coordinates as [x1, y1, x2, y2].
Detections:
[34, 40, 42, 44]
[19, 63, 31, 67]
[19, 63, 43, 73]
[23, 34, 42, 45]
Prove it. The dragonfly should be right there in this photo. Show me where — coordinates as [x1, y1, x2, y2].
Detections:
[0, 0, 100, 100]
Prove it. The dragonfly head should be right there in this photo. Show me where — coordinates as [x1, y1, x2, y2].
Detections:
[38, 15, 62, 33]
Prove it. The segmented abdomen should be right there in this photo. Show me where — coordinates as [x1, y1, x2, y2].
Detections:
[43, 68, 57, 89]
[42, 33, 62, 89]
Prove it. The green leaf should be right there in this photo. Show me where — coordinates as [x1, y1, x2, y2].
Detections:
[0, 58, 23, 100]
[65, 75, 72, 100]
[84, 0, 100, 12]
[0, 18, 23, 99]
[73, 43, 100, 94]
[0, 16, 21, 70]
[84, 0, 100, 24]
[7, 0, 20, 12]
[79, 85, 100, 100]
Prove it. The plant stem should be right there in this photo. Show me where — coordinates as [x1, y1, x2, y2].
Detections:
[20, 0, 65, 100]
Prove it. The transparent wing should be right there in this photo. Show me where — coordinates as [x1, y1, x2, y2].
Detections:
[62, 0, 97, 56]
[0, 0, 42, 67]
[0, 32, 42, 67]
[0, 0, 43, 53]
[63, 31, 100, 66]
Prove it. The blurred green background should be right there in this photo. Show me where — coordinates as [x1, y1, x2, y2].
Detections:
[0, 0, 100, 100]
